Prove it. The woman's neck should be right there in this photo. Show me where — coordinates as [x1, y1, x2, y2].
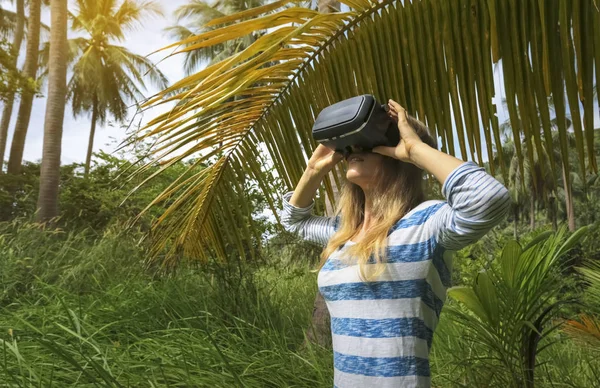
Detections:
[351, 195, 374, 243]
[363, 196, 374, 230]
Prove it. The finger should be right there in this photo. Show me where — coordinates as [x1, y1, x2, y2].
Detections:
[372, 146, 396, 158]
[388, 100, 406, 114]
[387, 102, 398, 114]
[327, 151, 343, 165]
[317, 144, 333, 153]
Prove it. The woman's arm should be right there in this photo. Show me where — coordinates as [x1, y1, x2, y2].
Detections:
[281, 191, 339, 246]
[424, 162, 511, 250]
[375, 100, 511, 250]
[289, 164, 329, 208]
[373, 99, 465, 186]
[281, 145, 344, 246]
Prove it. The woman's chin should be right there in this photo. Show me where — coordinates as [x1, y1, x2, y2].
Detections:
[346, 170, 369, 186]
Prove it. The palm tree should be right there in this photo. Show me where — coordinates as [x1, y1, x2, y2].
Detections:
[449, 227, 588, 387]
[6, 0, 42, 175]
[0, 0, 24, 171]
[127, 0, 598, 261]
[165, 0, 267, 76]
[36, 0, 68, 222]
[59, 0, 168, 177]
[550, 130, 579, 232]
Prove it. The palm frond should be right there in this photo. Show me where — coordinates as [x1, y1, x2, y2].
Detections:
[71, 0, 163, 40]
[173, 0, 226, 23]
[164, 25, 227, 74]
[112, 0, 163, 36]
[131, 0, 599, 266]
[166, 0, 279, 76]
[563, 254, 600, 349]
[0, 5, 18, 37]
[105, 45, 169, 90]
[563, 314, 600, 348]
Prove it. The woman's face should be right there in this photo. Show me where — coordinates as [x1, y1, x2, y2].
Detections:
[345, 145, 385, 189]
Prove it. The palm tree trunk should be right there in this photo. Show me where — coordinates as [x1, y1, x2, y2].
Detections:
[0, 0, 25, 172]
[513, 204, 519, 241]
[561, 163, 576, 232]
[529, 198, 535, 230]
[84, 97, 98, 178]
[6, 0, 41, 175]
[36, 0, 68, 222]
[548, 195, 557, 231]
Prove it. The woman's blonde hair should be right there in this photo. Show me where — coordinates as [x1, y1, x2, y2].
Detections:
[318, 116, 437, 282]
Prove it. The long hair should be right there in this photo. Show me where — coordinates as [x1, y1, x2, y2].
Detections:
[318, 116, 438, 282]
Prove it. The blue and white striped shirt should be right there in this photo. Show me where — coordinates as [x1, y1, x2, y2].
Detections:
[281, 162, 510, 388]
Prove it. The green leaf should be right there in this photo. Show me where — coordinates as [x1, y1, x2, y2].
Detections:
[475, 272, 499, 326]
[522, 231, 553, 252]
[554, 225, 589, 260]
[501, 239, 522, 288]
[448, 286, 489, 323]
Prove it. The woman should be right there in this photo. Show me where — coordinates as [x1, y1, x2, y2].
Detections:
[281, 100, 511, 388]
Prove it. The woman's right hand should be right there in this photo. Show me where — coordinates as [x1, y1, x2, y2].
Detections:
[306, 144, 344, 174]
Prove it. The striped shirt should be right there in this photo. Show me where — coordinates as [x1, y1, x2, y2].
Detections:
[281, 162, 511, 388]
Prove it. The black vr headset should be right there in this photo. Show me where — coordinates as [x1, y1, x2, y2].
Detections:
[311, 94, 399, 155]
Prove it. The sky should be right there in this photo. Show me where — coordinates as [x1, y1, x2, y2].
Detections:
[0, 1, 598, 167]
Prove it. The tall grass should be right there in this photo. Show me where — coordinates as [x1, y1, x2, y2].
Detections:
[0, 221, 598, 387]
[0, 221, 332, 387]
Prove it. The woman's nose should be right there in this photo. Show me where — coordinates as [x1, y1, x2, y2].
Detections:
[343, 145, 372, 159]
[350, 145, 372, 153]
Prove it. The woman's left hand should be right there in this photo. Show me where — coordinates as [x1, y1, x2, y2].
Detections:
[372, 99, 424, 163]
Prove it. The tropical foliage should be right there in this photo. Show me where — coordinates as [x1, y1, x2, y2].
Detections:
[166, 0, 268, 74]
[131, 0, 600, 266]
[0, 39, 32, 102]
[448, 227, 588, 387]
[1, 206, 599, 385]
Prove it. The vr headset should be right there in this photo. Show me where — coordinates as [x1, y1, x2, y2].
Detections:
[311, 94, 398, 155]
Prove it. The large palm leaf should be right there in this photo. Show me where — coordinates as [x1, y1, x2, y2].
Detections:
[130, 0, 599, 266]
[166, 0, 270, 75]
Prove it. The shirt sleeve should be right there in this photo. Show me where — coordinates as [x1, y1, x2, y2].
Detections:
[427, 161, 511, 251]
[280, 191, 338, 246]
